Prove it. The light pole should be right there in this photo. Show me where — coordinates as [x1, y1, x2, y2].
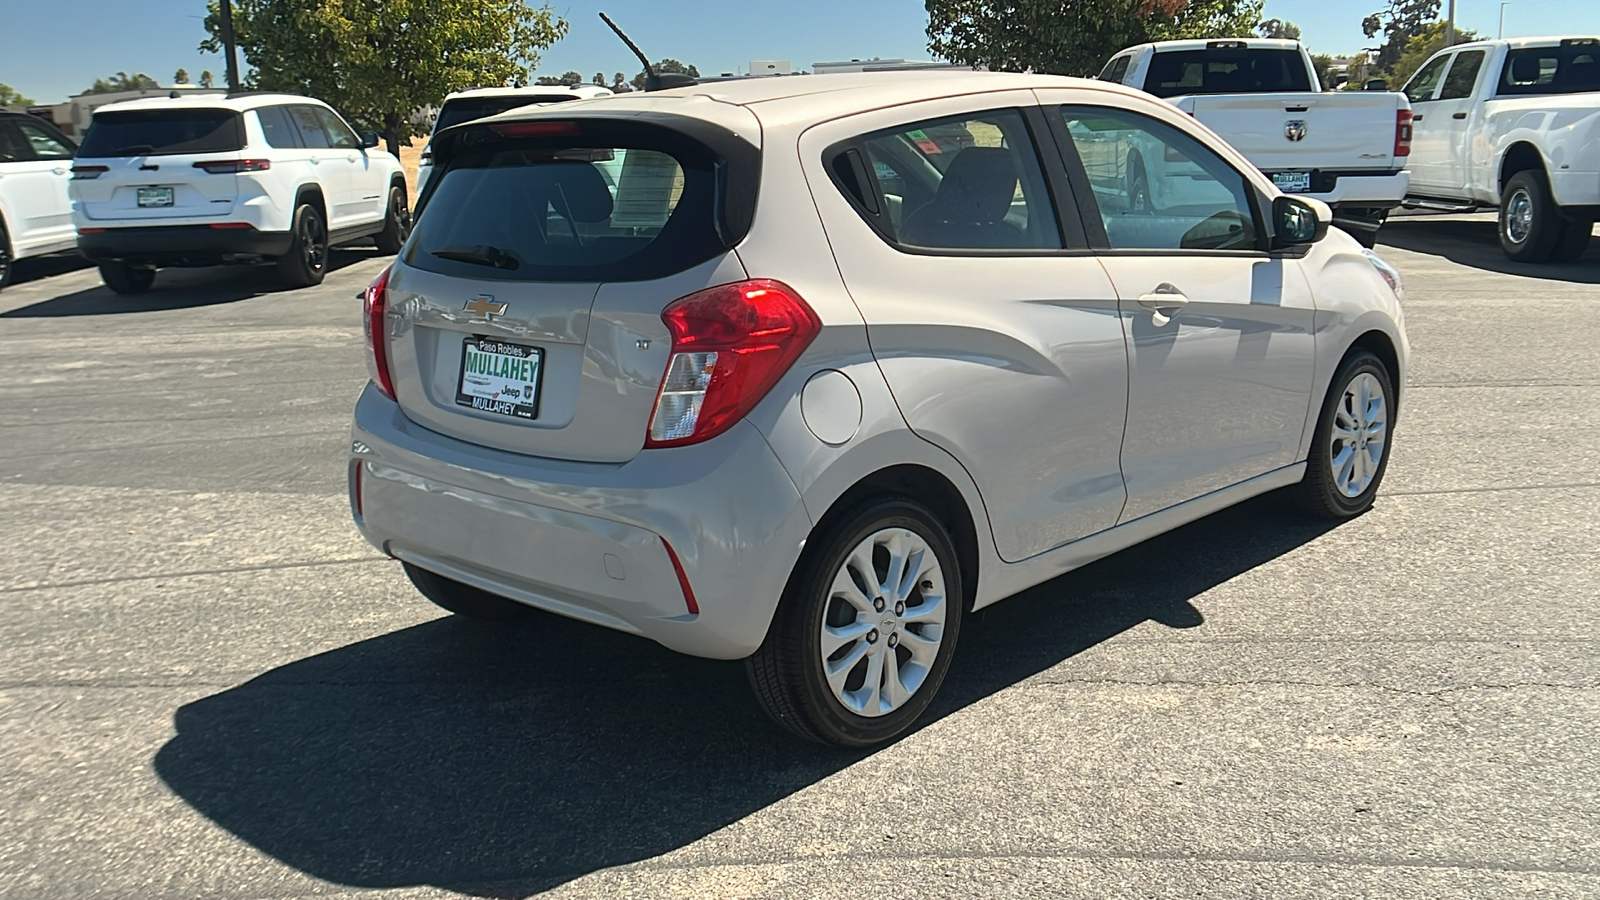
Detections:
[219, 0, 241, 94]
[1499, 2, 1512, 39]
[1447, 0, 1457, 46]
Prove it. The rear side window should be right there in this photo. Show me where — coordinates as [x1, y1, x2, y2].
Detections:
[406, 125, 731, 283]
[828, 109, 1062, 252]
[1142, 50, 1312, 97]
[433, 96, 576, 134]
[255, 106, 302, 148]
[78, 109, 244, 157]
[1499, 44, 1600, 95]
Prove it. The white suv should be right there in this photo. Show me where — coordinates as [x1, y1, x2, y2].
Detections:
[417, 85, 613, 195]
[0, 113, 79, 292]
[69, 93, 410, 293]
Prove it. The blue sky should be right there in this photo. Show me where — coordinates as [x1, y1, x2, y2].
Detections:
[3, 0, 1596, 104]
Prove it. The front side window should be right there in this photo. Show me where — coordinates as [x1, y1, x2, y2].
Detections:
[832, 108, 1062, 252]
[286, 106, 332, 149]
[1441, 50, 1487, 100]
[1100, 55, 1132, 84]
[1058, 106, 1259, 252]
[15, 120, 73, 159]
[1404, 54, 1452, 103]
[1499, 44, 1600, 95]
[78, 109, 244, 157]
[314, 108, 360, 149]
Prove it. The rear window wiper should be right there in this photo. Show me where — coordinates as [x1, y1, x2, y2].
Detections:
[430, 245, 522, 270]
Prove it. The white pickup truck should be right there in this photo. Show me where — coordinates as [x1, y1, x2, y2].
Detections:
[1398, 37, 1600, 262]
[1100, 39, 1413, 246]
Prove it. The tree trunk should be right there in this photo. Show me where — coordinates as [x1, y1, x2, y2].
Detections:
[384, 111, 404, 158]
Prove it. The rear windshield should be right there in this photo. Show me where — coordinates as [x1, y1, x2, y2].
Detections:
[78, 109, 244, 157]
[433, 96, 577, 133]
[1498, 44, 1600, 96]
[1143, 49, 1314, 97]
[406, 128, 727, 283]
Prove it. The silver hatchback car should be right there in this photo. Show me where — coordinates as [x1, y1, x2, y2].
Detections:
[350, 72, 1407, 746]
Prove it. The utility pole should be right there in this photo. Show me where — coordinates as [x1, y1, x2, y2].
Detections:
[220, 0, 241, 93]
[1447, 0, 1457, 46]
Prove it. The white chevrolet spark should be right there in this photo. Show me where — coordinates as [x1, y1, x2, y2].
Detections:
[350, 72, 1407, 746]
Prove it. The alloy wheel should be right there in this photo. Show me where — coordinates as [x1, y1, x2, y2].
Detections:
[1504, 188, 1534, 246]
[302, 214, 327, 273]
[1329, 371, 1388, 498]
[818, 527, 948, 717]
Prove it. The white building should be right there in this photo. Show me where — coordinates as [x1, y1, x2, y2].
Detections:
[812, 58, 970, 75]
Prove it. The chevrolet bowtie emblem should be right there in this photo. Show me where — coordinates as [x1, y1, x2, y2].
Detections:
[463, 295, 507, 320]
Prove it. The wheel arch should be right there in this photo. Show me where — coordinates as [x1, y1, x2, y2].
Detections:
[1498, 141, 1548, 197]
[1347, 328, 1402, 410]
[293, 184, 327, 220]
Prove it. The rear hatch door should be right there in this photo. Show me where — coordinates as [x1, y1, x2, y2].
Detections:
[72, 108, 243, 221]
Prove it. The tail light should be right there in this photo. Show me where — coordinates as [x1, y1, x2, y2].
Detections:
[363, 264, 396, 400]
[645, 279, 820, 448]
[71, 165, 108, 179]
[489, 121, 581, 138]
[419, 150, 432, 165]
[1394, 110, 1413, 158]
[193, 159, 272, 174]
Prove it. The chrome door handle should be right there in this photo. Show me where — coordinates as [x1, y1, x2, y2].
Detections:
[1137, 284, 1189, 312]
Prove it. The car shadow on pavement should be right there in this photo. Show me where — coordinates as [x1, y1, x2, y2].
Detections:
[0, 250, 383, 318]
[7, 253, 95, 286]
[153, 492, 1339, 897]
[1379, 217, 1600, 283]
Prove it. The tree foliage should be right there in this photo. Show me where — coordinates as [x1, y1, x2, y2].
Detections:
[1385, 20, 1479, 88]
[631, 59, 700, 91]
[85, 72, 161, 95]
[611, 72, 631, 93]
[1257, 18, 1301, 40]
[174, 68, 192, 85]
[0, 83, 35, 106]
[925, 0, 1262, 77]
[201, 0, 568, 155]
[199, 70, 215, 88]
[1362, 0, 1440, 69]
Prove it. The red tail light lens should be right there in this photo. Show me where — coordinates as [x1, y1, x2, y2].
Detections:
[645, 279, 820, 448]
[364, 265, 396, 400]
[193, 159, 272, 174]
[1394, 110, 1413, 158]
[489, 121, 581, 138]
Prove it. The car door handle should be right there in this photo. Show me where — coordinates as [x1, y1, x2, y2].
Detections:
[1452, 112, 1468, 120]
[1137, 284, 1189, 312]
[52, 166, 68, 175]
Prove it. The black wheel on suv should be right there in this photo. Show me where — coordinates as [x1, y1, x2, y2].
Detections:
[373, 183, 411, 255]
[98, 262, 156, 295]
[403, 562, 532, 621]
[277, 202, 328, 288]
[747, 495, 964, 747]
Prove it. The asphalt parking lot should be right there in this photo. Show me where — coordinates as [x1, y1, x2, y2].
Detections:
[2, 216, 1597, 899]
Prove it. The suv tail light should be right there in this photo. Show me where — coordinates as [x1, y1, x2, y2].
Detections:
[363, 265, 396, 400]
[193, 159, 272, 174]
[1394, 110, 1413, 158]
[645, 279, 820, 448]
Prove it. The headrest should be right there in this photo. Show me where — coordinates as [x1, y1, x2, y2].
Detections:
[531, 161, 613, 223]
[931, 148, 1019, 225]
[1510, 54, 1544, 84]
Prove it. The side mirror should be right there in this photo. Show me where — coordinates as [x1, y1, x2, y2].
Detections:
[359, 131, 381, 149]
[1363, 79, 1389, 91]
[1272, 195, 1330, 249]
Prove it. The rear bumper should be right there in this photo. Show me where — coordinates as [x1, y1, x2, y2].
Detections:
[348, 384, 813, 659]
[76, 225, 293, 266]
[1274, 169, 1410, 209]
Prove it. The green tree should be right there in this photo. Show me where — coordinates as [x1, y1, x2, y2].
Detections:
[84, 72, 161, 94]
[1258, 18, 1302, 40]
[1151, 0, 1263, 40]
[174, 68, 191, 85]
[0, 82, 35, 106]
[612, 72, 630, 92]
[201, 0, 568, 155]
[199, 70, 214, 88]
[631, 59, 700, 90]
[1385, 20, 1479, 87]
[1363, 0, 1440, 69]
[1310, 53, 1337, 88]
[594, 72, 605, 86]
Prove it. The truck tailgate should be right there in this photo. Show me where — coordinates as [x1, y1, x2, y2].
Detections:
[1177, 92, 1404, 173]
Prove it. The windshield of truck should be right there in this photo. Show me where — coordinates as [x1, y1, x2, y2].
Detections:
[1498, 44, 1600, 96]
[1144, 49, 1314, 98]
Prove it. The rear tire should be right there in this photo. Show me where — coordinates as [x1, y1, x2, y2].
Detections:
[746, 496, 963, 747]
[403, 562, 531, 622]
[1551, 217, 1594, 263]
[276, 203, 328, 288]
[98, 262, 156, 295]
[373, 184, 411, 255]
[1499, 170, 1562, 262]
[0, 218, 13, 292]
[1295, 350, 1395, 519]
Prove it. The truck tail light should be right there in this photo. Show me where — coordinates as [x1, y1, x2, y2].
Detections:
[363, 264, 396, 400]
[645, 279, 820, 448]
[1394, 110, 1413, 158]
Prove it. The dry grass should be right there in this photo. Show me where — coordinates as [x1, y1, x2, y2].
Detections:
[395, 137, 427, 199]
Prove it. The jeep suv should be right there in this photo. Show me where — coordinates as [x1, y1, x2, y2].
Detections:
[70, 94, 410, 293]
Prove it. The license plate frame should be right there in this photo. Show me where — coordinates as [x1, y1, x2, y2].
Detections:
[136, 186, 175, 208]
[1270, 170, 1313, 193]
[455, 336, 544, 421]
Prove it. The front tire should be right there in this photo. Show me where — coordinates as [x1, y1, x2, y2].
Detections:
[373, 183, 411, 255]
[1499, 170, 1563, 262]
[403, 562, 531, 622]
[746, 496, 963, 747]
[276, 203, 328, 288]
[98, 262, 156, 295]
[1295, 350, 1395, 519]
[0, 218, 13, 292]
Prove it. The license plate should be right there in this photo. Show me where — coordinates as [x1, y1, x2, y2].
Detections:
[456, 337, 543, 420]
[136, 186, 175, 208]
[1270, 171, 1313, 193]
